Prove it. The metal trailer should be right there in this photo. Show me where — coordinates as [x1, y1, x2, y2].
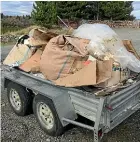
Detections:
[3, 67, 140, 142]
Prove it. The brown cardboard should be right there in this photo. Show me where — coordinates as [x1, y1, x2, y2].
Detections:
[97, 70, 120, 88]
[97, 67, 130, 88]
[55, 59, 113, 87]
[70, 57, 88, 74]
[3, 44, 33, 66]
[123, 40, 140, 60]
[55, 61, 96, 87]
[19, 49, 42, 73]
[97, 61, 120, 88]
[28, 28, 58, 46]
[96, 59, 113, 83]
[40, 35, 89, 80]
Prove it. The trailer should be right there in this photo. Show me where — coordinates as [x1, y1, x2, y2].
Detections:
[3, 67, 140, 142]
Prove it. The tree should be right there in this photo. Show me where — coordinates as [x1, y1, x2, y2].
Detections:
[80, 2, 99, 20]
[31, 1, 57, 27]
[1, 13, 33, 34]
[1, 13, 4, 19]
[124, 1, 135, 20]
[31, 1, 135, 28]
[16, 15, 20, 20]
[57, 1, 87, 20]
[31, 1, 89, 27]
[99, 1, 135, 20]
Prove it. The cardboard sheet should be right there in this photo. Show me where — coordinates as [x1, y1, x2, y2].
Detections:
[96, 59, 113, 83]
[28, 28, 58, 46]
[97, 66, 130, 88]
[97, 70, 121, 88]
[55, 59, 113, 87]
[55, 61, 96, 87]
[123, 40, 140, 60]
[3, 44, 33, 66]
[19, 49, 42, 73]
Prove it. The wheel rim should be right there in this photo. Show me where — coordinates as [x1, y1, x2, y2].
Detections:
[9, 89, 21, 111]
[37, 102, 54, 130]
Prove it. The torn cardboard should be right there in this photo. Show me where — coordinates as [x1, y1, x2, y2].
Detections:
[55, 59, 113, 87]
[40, 35, 89, 80]
[97, 64, 130, 88]
[28, 28, 58, 46]
[123, 40, 140, 60]
[3, 44, 33, 66]
[19, 49, 42, 73]
[96, 59, 113, 83]
[97, 69, 121, 88]
[55, 61, 96, 87]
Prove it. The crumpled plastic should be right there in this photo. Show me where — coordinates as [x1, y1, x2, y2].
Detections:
[73, 24, 140, 73]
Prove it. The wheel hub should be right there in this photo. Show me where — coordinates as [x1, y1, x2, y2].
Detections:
[38, 102, 54, 130]
[10, 89, 21, 111]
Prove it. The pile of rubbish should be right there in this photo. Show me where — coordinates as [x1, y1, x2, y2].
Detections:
[3, 24, 140, 94]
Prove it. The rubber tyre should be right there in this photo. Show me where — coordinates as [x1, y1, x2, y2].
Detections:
[7, 82, 32, 116]
[33, 95, 64, 136]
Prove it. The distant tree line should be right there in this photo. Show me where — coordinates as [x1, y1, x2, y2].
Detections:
[1, 13, 33, 34]
[31, 1, 135, 28]
[1, 1, 135, 34]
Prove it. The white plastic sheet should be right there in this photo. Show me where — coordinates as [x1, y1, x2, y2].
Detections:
[73, 24, 140, 72]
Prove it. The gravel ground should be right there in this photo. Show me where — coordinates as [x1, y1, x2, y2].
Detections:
[1, 28, 140, 142]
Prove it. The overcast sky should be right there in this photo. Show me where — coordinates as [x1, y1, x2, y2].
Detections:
[1, 1, 140, 19]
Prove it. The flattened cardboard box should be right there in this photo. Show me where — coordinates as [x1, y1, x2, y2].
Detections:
[55, 59, 113, 87]
[55, 61, 97, 87]
[19, 49, 42, 73]
[97, 67, 130, 88]
[3, 44, 33, 66]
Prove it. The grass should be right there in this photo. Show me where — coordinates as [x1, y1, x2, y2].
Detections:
[1, 25, 73, 46]
[2, 25, 71, 36]
[2, 25, 41, 36]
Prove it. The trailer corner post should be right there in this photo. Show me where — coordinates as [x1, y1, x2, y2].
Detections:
[94, 97, 105, 142]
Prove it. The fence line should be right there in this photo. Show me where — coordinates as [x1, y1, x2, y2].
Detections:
[58, 20, 140, 28]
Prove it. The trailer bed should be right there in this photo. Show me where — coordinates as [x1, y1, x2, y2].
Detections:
[3, 67, 140, 142]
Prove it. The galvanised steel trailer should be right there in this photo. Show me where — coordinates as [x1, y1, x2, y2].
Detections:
[3, 67, 140, 142]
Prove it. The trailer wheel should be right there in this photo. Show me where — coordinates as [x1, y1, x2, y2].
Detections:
[33, 95, 64, 136]
[7, 82, 32, 116]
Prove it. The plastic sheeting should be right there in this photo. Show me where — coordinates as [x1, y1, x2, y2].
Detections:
[73, 24, 140, 73]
